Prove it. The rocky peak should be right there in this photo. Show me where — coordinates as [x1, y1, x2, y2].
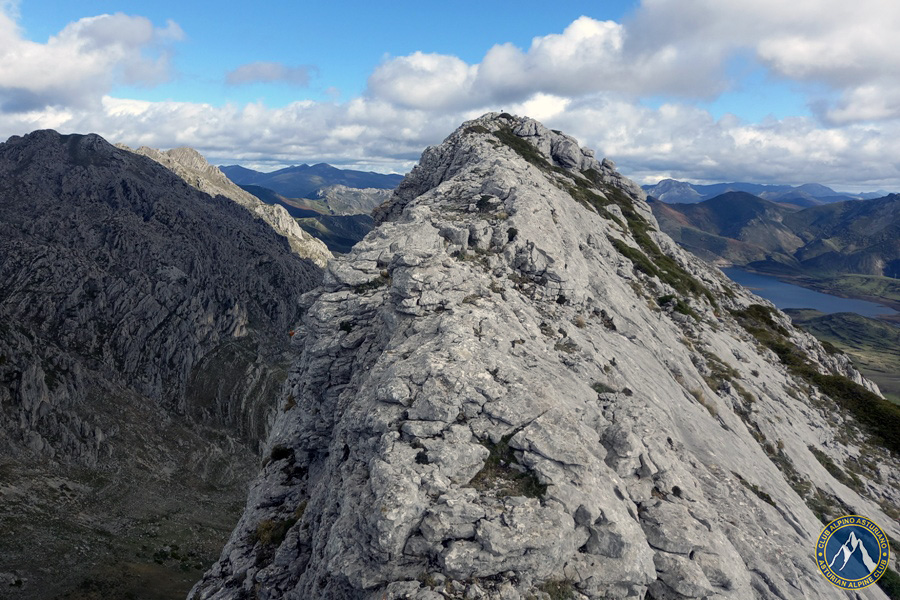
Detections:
[376, 112, 626, 224]
[121, 143, 333, 268]
[193, 115, 898, 600]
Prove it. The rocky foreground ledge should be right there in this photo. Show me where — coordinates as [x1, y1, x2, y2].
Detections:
[192, 114, 899, 600]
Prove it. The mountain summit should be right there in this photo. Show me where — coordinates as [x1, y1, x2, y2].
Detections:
[192, 114, 898, 599]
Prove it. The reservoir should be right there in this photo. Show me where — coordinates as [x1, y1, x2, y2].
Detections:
[721, 267, 899, 318]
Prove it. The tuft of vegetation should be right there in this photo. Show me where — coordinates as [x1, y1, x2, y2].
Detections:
[808, 445, 863, 492]
[535, 580, 576, 600]
[469, 433, 547, 499]
[353, 273, 391, 293]
[688, 387, 717, 416]
[493, 126, 551, 168]
[464, 125, 490, 135]
[732, 303, 900, 454]
[731, 304, 789, 337]
[560, 180, 623, 226]
[610, 237, 714, 305]
[700, 348, 739, 391]
[877, 567, 900, 600]
[657, 294, 699, 320]
[554, 339, 579, 354]
[591, 381, 616, 395]
[819, 339, 842, 355]
[732, 471, 777, 507]
[253, 502, 306, 547]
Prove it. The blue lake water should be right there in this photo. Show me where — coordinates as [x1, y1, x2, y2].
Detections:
[721, 267, 899, 318]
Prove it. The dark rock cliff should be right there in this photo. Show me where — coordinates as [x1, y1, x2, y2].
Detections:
[0, 130, 322, 598]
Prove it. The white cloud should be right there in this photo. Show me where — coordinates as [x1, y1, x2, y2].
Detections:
[226, 62, 314, 86]
[548, 96, 900, 188]
[367, 52, 478, 110]
[365, 3, 900, 123]
[2, 91, 897, 190]
[628, 0, 900, 122]
[0, 10, 182, 112]
[365, 15, 730, 112]
[2, 5, 900, 189]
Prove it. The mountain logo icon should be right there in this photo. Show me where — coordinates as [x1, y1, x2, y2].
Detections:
[816, 514, 891, 590]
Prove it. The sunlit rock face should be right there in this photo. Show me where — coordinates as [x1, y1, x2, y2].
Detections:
[192, 114, 898, 600]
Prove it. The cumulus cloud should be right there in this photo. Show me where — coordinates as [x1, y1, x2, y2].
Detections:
[0, 10, 182, 112]
[365, 15, 734, 111]
[2, 5, 900, 189]
[4, 91, 898, 189]
[548, 96, 900, 187]
[626, 0, 900, 123]
[366, 2, 900, 124]
[225, 61, 315, 86]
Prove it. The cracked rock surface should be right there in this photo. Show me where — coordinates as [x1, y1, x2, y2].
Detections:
[193, 114, 898, 600]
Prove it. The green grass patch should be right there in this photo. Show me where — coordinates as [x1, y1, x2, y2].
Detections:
[469, 433, 547, 499]
[807, 445, 863, 492]
[253, 501, 307, 547]
[699, 348, 739, 391]
[657, 294, 699, 320]
[535, 580, 575, 600]
[353, 273, 391, 293]
[732, 304, 900, 455]
[493, 127, 552, 169]
[877, 567, 900, 599]
[591, 381, 617, 394]
[732, 471, 777, 507]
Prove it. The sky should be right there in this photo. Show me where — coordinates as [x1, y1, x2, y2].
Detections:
[1, 0, 899, 191]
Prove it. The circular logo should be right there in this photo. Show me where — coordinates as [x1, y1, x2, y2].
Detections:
[816, 515, 891, 590]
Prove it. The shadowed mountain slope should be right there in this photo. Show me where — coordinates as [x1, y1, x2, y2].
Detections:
[0, 130, 323, 599]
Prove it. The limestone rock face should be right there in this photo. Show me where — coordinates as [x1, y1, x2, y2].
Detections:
[0, 130, 323, 598]
[315, 184, 393, 216]
[124, 144, 332, 267]
[192, 114, 898, 600]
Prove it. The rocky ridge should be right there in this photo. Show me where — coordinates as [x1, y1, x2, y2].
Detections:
[192, 114, 900, 599]
[0, 131, 323, 598]
[314, 184, 394, 216]
[123, 145, 332, 267]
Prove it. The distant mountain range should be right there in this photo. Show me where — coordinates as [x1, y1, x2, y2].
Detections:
[643, 179, 891, 207]
[220, 163, 403, 199]
[220, 163, 399, 254]
[650, 191, 900, 279]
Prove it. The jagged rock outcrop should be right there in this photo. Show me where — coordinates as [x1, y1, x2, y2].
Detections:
[0, 130, 323, 598]
[192, 114, 899, 600]
[123, 145, 332, 267]
[315, 184, 394, 216]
